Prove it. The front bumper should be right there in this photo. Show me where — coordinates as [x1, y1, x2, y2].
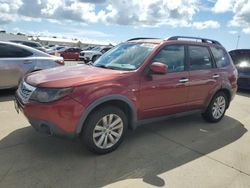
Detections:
[15, 94, 85, 139]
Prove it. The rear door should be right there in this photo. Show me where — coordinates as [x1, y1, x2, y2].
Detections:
[187, 45, 221, 110]
[0, 44, 34, 89]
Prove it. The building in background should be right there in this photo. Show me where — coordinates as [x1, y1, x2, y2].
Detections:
[1, 31, 115, 48]
[32, 36, 115, 48]
[0, 31, 29, 42]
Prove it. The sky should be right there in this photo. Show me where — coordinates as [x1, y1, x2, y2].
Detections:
[0, 0, 250, 50]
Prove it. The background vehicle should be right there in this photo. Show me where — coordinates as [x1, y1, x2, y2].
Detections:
[0, 41, 64, 90]
[16, 36, 237, 154]
[229, 49, 250, 89]
[79, 46, 113, 63]
[47, 46, 67, 55]
[59, 47, 82, 60]
[10, 40, 47, 52]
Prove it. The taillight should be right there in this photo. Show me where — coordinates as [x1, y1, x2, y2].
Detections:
[55, 60, 65, 65]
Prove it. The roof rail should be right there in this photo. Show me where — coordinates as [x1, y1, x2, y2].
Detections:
[167, 36, 221, 46]
[127, 37, 161, 41]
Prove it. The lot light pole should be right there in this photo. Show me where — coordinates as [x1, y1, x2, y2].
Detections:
[236, 35, 240, 49]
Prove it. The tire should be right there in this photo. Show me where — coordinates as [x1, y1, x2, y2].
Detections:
[202, 92, 228, 123]
[81, 106, 128, 154]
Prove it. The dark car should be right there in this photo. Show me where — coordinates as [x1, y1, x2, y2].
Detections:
[10, 40, 47, 52]
[15, 36, 237, 154]
[229, 49, 250, 89]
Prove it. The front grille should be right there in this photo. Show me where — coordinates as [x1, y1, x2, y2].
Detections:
[17, 81, 36, 103]
[80, 52, 85, 56]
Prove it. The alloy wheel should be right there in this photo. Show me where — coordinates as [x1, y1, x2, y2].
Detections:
[93, 114, 123, 149]
[212, 96, 226, 119]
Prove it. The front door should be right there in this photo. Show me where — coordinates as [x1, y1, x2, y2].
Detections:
[139, 45, 189, 119]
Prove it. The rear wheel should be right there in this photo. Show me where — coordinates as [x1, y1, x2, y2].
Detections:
[81, 106, 128, 154]
[202, 92, 228, 123]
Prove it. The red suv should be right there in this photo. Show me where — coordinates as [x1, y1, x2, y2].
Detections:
[15, 36, 238, 154]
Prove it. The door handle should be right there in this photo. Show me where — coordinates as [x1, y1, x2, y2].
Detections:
[23, 60, 33, 64]
[212, 74, 220, 79]
[179, 78, 189, 83]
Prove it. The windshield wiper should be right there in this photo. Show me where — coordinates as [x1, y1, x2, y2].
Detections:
[94, 65, 114, 69]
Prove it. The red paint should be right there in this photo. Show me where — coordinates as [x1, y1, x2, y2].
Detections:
[22, 97, 84, 133]
[59, 48, 82, 60]
[18, 39, 238, 135]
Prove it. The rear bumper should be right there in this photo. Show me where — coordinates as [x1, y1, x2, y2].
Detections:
[238, 73, 250, 89]
[15, 94, 84, 139]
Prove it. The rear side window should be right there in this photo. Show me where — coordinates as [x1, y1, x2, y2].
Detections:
[152, 45, 185, 73]
[188, 46, 212, 70]
[211, 47, 230, 68]
[67, 48, 74, 52]
[0, 44, 33, 58]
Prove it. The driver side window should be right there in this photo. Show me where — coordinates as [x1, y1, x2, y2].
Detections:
[152, 45, 185, 73]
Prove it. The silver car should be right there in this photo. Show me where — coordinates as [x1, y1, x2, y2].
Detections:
[0, 41, 64, 90]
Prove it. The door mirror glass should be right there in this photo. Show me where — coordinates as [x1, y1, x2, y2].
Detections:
[150, 62, 167, 74]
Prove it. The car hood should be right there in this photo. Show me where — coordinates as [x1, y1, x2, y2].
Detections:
[25, 65, 129, 88]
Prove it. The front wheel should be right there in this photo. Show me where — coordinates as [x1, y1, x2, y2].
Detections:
[81, 106, 128, 154]
[202, 92, 228, 123]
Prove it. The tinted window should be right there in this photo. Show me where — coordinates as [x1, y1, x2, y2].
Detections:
[23, 42, 39, 47]
[211, 47, 230, 68]
[229, 50, 250, 65]
[152, 45, 185, 73]
[66, 48, 73, 52]
[0, 44, 33, 58]
[101, 48, 111, 53]
[189, 46, 212, 70]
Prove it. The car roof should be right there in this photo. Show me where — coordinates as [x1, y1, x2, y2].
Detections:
[229, 49, 250, 53]
[127, 36, 223, 48]
[0, 41, 50, 57]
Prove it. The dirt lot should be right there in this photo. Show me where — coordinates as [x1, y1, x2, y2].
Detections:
[0, 67, 250, 187]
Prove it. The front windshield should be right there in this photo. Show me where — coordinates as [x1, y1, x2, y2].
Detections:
[93, 42, 157, 70]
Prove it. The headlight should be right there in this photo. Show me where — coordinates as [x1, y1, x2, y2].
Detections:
[30, 87, 73, 103]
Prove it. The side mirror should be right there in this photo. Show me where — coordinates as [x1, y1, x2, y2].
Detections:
[150, 62, 167, 74]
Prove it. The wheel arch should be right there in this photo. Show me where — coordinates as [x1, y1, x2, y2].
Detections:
[205, 86, 232, 110]
[76, 95, 137, 135]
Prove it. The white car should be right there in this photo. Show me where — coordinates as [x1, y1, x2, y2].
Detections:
[79, 46, 112, 63]
[0, 41, 64, 89]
